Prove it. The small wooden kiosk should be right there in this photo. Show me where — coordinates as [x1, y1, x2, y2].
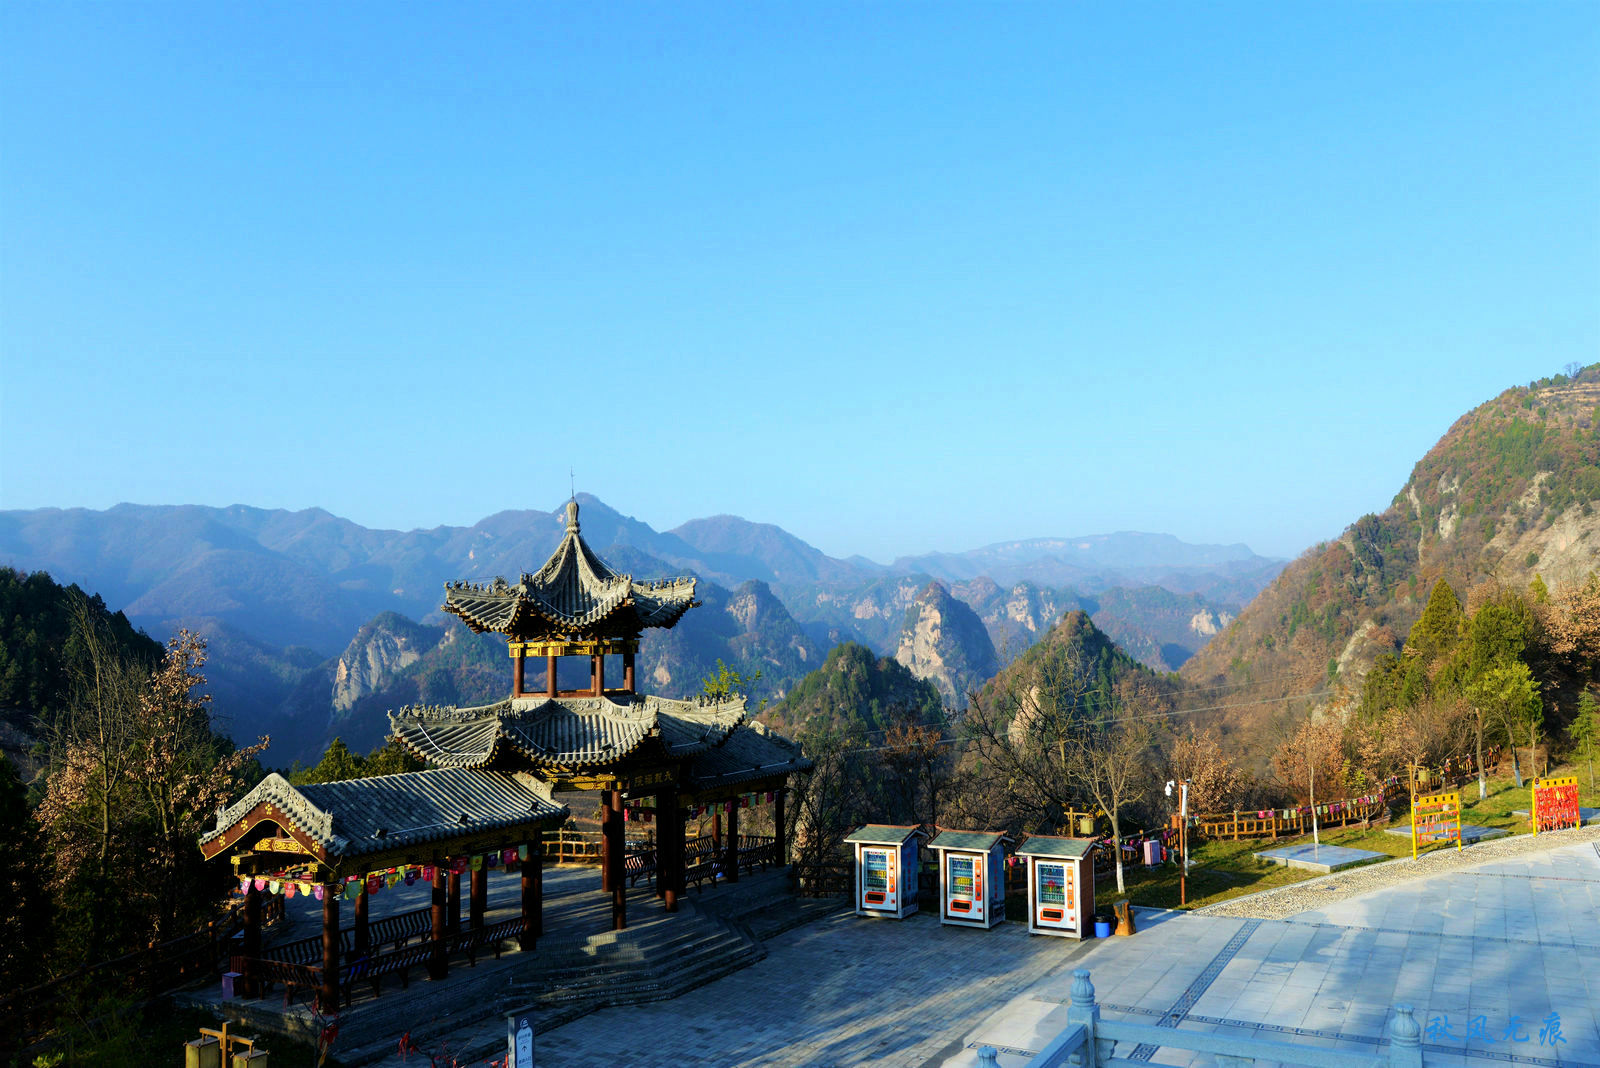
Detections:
[844, 825, 923, 920]
[1016, 836, 1095, 939]
[928, 830, 1008, 929]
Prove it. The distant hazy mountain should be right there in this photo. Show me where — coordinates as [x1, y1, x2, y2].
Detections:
[892, 532, 1276, 590]
[1, 494, 1283, 758]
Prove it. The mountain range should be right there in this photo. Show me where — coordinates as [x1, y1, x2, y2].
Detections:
[1181, 367, 1600, 764]
[0, 499, 1281, 765]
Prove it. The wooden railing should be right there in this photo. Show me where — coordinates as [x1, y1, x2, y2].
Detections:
[790, 858, 851, 898]
[0, 893, 285, 1054]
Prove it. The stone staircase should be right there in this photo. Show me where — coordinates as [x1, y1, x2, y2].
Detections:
[299, 871, 848, 1064]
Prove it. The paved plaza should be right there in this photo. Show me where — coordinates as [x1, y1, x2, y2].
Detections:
[519, 830, 1600, 1068]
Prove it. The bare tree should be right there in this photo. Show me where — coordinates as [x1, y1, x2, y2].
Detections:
[1071, 713, 1152, 896]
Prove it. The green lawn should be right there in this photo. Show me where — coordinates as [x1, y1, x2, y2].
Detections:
[1094, 762, 1585, 914]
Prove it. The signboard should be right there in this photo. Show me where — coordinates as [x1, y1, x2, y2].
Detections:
[1411, 791, 1462, 859]
[1532, 776, 1580, 834]
[506, 1012, 534, 1068]
[254, 837, 311, 855]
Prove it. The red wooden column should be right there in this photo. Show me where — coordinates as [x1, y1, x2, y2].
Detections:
[519, 841, 543, 950]
[448, 869, 462, 935]
[429, 867, 448, 980]
[723, 801, 740, 884]
[623, 650, 635, 693]
[600, 791, 616, 893]
[470, 864, 487, 930]
[320, 883, 341, 1014]
[712, 810, 722, 852]
[545, 654, 557, 697]
[513, 650, 526, 698]
[604, 790, 627, 930]
[241, 884, 262, 997]
[660, 786, 680, 913]
[354, 879, 370, 961]
[775, 788, 788, 865]
[593, 653, 606, 696]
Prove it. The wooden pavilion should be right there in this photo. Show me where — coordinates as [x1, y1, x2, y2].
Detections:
[198, 500, 811, 1009]
[199, 768, 568, 1012]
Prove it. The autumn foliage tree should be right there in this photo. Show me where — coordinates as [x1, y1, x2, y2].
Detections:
[1168, 729, 1247, 814]
[37, 614, 267, 964]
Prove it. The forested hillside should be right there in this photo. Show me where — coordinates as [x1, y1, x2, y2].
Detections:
[1182, 367, 1600, 765]
[762, 642, 942, 738]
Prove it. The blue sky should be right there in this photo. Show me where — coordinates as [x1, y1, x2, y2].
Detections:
[2, 4, 1596, 562]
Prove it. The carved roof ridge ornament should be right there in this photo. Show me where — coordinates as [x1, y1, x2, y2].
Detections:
[200, 772, 341, 851]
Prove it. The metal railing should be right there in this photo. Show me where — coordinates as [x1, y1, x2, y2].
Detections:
[982, 969, 1422, 1068]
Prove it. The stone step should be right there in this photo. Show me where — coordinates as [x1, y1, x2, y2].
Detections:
[505, 926, 755, 996]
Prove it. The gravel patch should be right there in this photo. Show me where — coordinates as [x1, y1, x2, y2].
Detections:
[1193, 825, 1600, 920]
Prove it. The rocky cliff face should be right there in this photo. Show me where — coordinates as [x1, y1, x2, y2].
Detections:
[953, 577, 1077, 661]
[894, 581, 1000, 705]
[331, 612, 442, 712]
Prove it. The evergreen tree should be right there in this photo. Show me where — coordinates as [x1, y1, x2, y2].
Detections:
[1569, 690, 1599, 789]
[1406, 579, 1464, 665]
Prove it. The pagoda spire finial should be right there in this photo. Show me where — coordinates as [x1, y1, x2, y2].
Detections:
[565, 498, 581, 535]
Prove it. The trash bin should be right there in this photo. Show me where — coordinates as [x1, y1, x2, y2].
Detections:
[1093, 916, 1113, 938]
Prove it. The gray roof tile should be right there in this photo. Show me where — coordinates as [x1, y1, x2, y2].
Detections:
[200, 769, 568, 860]
[442, 501, 696, 636]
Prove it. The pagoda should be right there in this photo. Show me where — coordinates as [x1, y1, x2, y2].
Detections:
[391, 498, 809, 929]
[197, 499, 810, 1014]
[440, 499, 699, 699]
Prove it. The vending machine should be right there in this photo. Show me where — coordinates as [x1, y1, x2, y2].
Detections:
[1016, 836, 1095, 939]
[928, 830, 1009, 929]
[843, 825, 922, 920]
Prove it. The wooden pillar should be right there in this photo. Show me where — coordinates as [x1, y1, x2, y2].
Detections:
[429, 867, 448, 980]
[242, 884, 262, 997]
[724, 802, 740, 884]
[600, 791, 616, 893]
[519, 845, 541, 951]
[448, 869, 462, 934]
[775, 788, 787, 865]
[712, 810, 722, 851]
[354, 879, 370, 959]
[623, 650, 635, 693]
[513, 650, 526, 698]
[593, 653, 605, 696]
[470, 865, 487, 930]
[546, 654, 557, 697]
[605, 789, 627, 930]
[660, 786, 680, 913]
[320, 883, 340, 1013]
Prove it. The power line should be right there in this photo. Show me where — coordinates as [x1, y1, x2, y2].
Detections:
[832, 688, 1337, 756]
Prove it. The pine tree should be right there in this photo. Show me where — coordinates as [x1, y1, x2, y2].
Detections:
[1569, 690, 1599, 789]
[1406, 579, 1464, 664]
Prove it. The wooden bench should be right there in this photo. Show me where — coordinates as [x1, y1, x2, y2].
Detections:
[367, 907, 432, 952]
[625, 849, 658, 888]
[244, 957, 321, 1008]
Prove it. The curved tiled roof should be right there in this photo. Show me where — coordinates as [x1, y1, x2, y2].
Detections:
[199, 769, 568, 860]
[684, 719, 813, 794]
[388, 693, 748, 771]
[441, 500, 697, 637]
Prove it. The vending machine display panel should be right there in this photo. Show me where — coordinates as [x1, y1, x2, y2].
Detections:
[862, 848, 892, 908]
[1034, 861, 1074, 927]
